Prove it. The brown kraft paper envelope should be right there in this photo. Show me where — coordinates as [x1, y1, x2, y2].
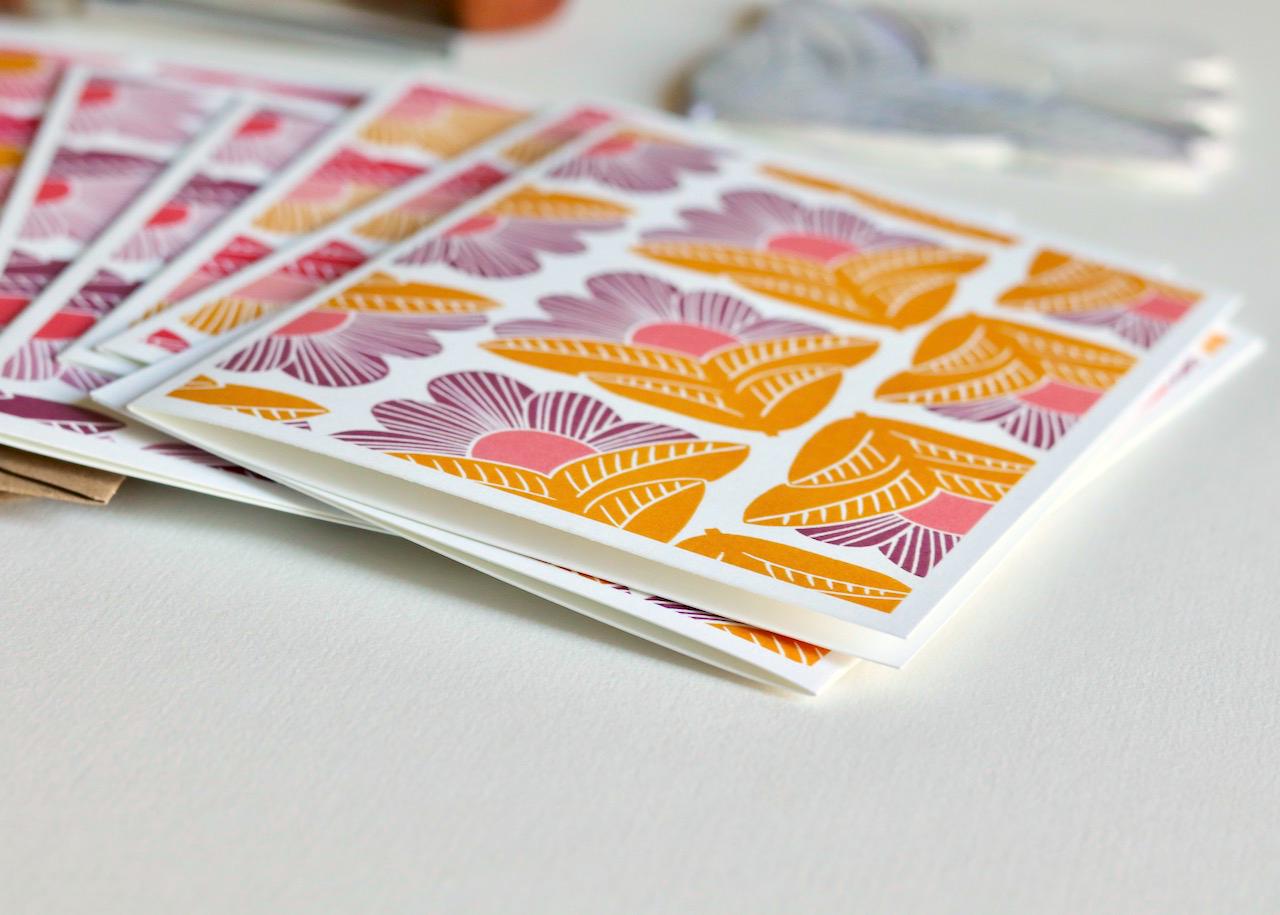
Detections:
[0, 446, 124, 505]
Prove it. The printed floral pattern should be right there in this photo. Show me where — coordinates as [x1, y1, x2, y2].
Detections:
[0, 113, 37, 199]
[217, 272, 496, 386]
[166, 374, 329, 422]
[678, 530, 910, 613]
[502, 108, 613, 167]
[0, 51, 60, 105]
[648, 595, 831, 665]
[760, 164, 1019, 246]
[549, 129, 720, 192]
[0, 252, 63, 326]
[254, 148, 424, 235]
[997, 249, 1200, 348]
[212, 108, 330, 171]
[164, 234, 274, 304]
[353, 163, 510, 243]
[335, 370, 749, 541]
[20, 150, 162, 242]
[114, 175, 257, 262]
[875, 314, 1136, 449]
[485, 271, 878, 433]
[743, 413, 1033, 576]
[143, 441, 267, 479]
[357, 86, 524, 157]
[181, 240, 368, 337]
[0, 389, 123, 435]
[635, 189, 987, 329]
[69, 77, 208, 144]
[395, 185, 629, 277]
[1, 270, 138, 381]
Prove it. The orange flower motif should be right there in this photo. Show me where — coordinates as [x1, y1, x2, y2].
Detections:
[997, 249, 1200, 348]
[678, 530, 910, 613]
[744, 413, 1033, 576]
[875, 314, 1135, 449]
[634, 189, 986, 329]
[335, 371, 749, 542]
[483, 271, 878, 434]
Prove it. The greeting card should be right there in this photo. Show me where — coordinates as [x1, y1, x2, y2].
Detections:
[129, 108, 1238, 665]
[69, 74, 531, 374]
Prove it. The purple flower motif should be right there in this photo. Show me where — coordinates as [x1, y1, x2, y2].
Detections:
[394, 185, 628, 278]
[144, 442, 268, 479]
[20, 150, 163, 242]
[642, 189, 929, 264]
[70, 77, 209, 144]
[335, 370, 696, 475]
[496, 271, 827, 356]
[549, 130, 721, 192]
[218, 310, 461, 388]
[0, 389, 123, 435]
[216, 273, 494, 387]
[1, 271, 138, 383]
[114, 175, 257, 263]
[0, 253, 66, 327]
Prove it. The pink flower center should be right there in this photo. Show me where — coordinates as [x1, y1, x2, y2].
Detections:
[630, 321, 739, 357]
[471, 429, 596, 475]
[34, 310, 94, 341]
[765, 232, 859, 264]
[275, 309, 350, 337]
[0, 296, 27, 326]
[35, 179, 70, 204]
[80, 81, 115, 106]
[1018, 380, 1101, 415]
[237, 111, 281, 136]
[1134, 292, 1192, 322]
[146, 203, 189, 228]
[446, 213, 500, 237]
[587, 134, 639, 158]
[899, 492, 990, 535]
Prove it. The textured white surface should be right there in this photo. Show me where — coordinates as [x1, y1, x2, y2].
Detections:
[3, 0, 1279, 912]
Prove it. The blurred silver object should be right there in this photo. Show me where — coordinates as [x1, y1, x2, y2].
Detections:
[689, 1, 1235, 187]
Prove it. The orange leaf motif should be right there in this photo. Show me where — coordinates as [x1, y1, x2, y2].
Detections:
[760, 164, 1018, 245]
[484, 332, 877, 433]
[320, 271, 499, 315]
[877, 314, 1135, 407]
[634, 239, 985, 329]
[485, 185, 632, 222]
[392, 440, 750, 542]
[679, 530, 910, 613]
[359, 105, 524, 157]
[745, 413, 1033, 529]
[166, 374, 329, 422]
[997, 249, 1200, 348]
[875, 314, 1136, 450]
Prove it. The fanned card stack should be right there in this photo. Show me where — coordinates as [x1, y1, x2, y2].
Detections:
[0, 36, 1260, 694]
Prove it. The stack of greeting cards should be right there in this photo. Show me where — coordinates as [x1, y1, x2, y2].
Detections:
[0, 35, 1259, 693]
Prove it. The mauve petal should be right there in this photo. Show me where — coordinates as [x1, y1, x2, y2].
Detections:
[671, 290, 760, 336]
[283, 338, 391, 387]
[370, 397, 494, 451]
[219, 336, 294, 374]
[425, 371, 532, 429]
[0, 391, 123, 434]
[522, 389, 623, 441]
[582, 271, 678, 320]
